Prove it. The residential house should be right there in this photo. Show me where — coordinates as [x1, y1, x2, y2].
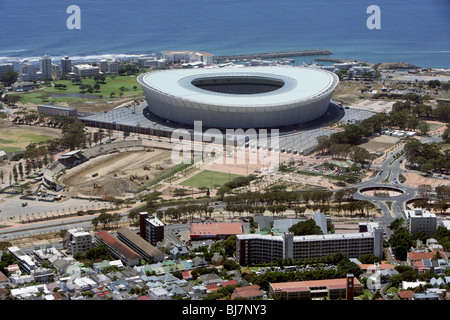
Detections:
[231, 284, 265, 300]
[170, 244, 189, 260]
[199, 273, 222, 285]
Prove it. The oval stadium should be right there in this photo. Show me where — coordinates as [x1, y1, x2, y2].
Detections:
[137, 66, 339, 129]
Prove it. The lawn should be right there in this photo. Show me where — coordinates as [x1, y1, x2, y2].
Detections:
[0, 122, 61, 152]
[180, 170, 242, 189]
[8, 74, 146, 105]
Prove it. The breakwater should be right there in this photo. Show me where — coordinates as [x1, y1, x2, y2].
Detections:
[215, 49, 332, 62]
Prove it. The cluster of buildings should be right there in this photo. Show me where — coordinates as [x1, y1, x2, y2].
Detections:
[316, 61, 376, 78]
[1, 207, 450, 300]
[7, 55, 123, 85]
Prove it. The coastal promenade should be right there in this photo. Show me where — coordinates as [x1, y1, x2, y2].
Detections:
[215, 49, 332, 62]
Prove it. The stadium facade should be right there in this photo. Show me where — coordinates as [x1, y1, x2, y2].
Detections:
[137, 66, 339, 129]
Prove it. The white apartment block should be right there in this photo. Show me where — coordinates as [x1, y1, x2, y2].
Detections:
[405, 208, 437, 237]
[236, 224, 384, 265]
[162, 50, 215, 65]
[332, 62, 360, 71]
[19, 60, 38, 82]
[40, 55, 52, 79]
[0, 63, 14, 80]
[66, 228, 93, 255]
[349, 66, 376, 77]
[52, 63, 62, 79]
[143, 58, 167, 69]
[98, 60, 120, 73]
[72, 64, 100, 76]
[8, 246, 37, 274]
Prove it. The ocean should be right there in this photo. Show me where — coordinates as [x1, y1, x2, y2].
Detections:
[0, 0, 449, 68]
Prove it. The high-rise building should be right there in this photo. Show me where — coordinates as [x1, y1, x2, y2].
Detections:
[52, 63, 62, 80]
[40, 55, 52, 79]
[61, 56, 72, 74]
[404, 208, 437, 237]
[139, 212, 164, 246]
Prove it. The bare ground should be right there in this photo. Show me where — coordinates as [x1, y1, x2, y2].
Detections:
[59, 149, 174, 198]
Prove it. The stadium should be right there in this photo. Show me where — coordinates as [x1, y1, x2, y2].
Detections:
[137, 66, 339, 129]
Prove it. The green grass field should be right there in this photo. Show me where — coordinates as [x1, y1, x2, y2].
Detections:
[0, 129, 58, 152]
[8, 74, 146, 105]
[180, 170, 242, 189]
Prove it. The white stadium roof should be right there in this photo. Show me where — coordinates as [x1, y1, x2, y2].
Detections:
[141, 66, 336, 107]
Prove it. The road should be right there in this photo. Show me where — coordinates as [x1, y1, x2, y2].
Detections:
[352, 132, 443, 236]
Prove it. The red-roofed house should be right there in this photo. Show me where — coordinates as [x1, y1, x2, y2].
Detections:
[205, 283, 221, 292]
[358, 262, 394, 273]
[398, 290, 414, 300]
[231, 284, 265, 300]
[221, 279, 239, 288]
[407, 250, 447, 267]
[182, 270, 193, 280]
[95, 231, 142, 267]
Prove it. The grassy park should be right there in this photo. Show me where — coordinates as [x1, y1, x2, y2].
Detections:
[7, 74, 145, 106]
[180, 170, 242, 189]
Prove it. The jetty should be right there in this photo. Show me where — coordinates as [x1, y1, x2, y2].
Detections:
[215, 49, 332, 62]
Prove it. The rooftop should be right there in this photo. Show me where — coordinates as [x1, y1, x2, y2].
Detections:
[140, 66, 337, 107]
[190, 222, 243, 237]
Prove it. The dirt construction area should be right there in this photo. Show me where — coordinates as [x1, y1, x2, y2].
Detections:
[59, 149, 175, 198]
[359, 135, 400, 154]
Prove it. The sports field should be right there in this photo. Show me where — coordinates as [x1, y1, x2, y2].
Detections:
[0, 120, 62, 152]
[180, 170, 242, 189]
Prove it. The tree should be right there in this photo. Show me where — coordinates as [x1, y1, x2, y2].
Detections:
[417, 121, 430, 135]
[389, 227, 412, 260]
[12, 165, 18, 183]
[1, 70, 18, 86]
[288, 219, 322, 236]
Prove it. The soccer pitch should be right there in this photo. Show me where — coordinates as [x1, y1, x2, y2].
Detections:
[180, 170, 242, 189]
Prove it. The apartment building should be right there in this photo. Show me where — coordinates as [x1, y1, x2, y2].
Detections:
[8, 246, 37, 275]
[65, 228, 93, 255]
[269, 276, 363, 300]
[404, 208, 437, 237]
[72, 64, 100, 76]
[40, 55, 52, 79]
[236, 225, 384, 265]
[19, 60, 38, 82]
[162, 50, 215, 65]
[139, 212, 164, 246]
[61, 56, 72, 74]
[98, 59, 120, 73]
